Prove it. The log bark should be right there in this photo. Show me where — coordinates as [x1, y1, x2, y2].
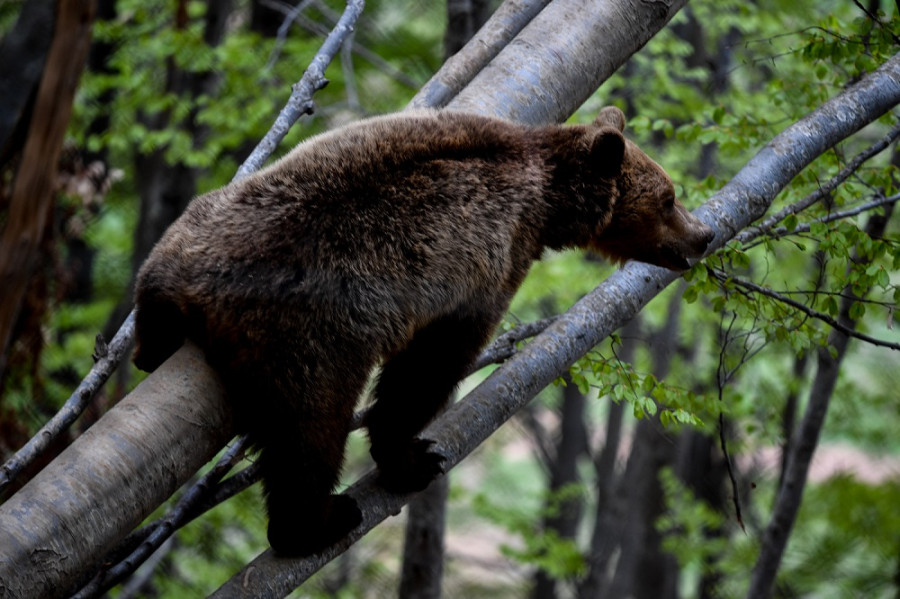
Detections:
[0, 343, 232, 599]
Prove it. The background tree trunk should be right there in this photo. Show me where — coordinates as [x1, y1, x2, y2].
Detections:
[747, 198, 897, 599]
[0, 0, 96, 383]
[444, 0, 492, 59]
[102, 0, 233, 345]
[397, 5, 494, 593]
[531, 379, 587, 599]
[0, 0, 56, 164]
[578, 317, 638, 598]
[398, 475, 449, 599]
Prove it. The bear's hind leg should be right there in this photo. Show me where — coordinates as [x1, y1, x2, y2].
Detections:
[367, 308, 498, 493]
[230, 345, 368, 557]
[259, 412, 362, 557]
[133, 291, 186, 372]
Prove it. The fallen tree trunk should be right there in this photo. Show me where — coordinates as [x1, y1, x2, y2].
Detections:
[0, 342, 231, 598]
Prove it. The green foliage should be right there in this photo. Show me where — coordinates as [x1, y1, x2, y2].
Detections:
[777, 476, 900, 596]
[472, 487, 586, 579]
[656, 468, 730, 575]
[566, 344, 710, 429]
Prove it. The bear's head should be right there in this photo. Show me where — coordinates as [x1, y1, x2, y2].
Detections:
[577, 107, 715, 271]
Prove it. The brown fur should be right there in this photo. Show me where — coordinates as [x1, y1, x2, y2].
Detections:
[133, 107, 713, 556]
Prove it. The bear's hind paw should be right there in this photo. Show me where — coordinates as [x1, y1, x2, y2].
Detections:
[267, 495, 362, 557]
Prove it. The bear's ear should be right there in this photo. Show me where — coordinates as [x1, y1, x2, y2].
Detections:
[588, 127, 626, 177]
[594, 106, 626, 132]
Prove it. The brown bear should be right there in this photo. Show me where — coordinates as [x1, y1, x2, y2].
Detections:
[133, 106, 714, 556]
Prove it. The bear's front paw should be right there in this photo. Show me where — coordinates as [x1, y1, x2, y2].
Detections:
[267, 495, 362, 557]
[374, 437, 445, 494]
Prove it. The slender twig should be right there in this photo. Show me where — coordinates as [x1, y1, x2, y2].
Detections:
[852, 0, 900, 45]
[743, 191, 900, 249]
[707, 266, 900, 351]
[283, 0, 421, 89]
[264, 0, 315, 70]
[0, 312, 135, 494]
[471, 316, 558, 372]
[235, 0, 365, 180]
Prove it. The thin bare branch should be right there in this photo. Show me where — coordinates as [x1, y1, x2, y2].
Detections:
[263, 0, 419, 89]
[234, 0, 365, 179]
[745, 191, 900, 247]
[0, 312, 135, 495]
[263, 0, 315, 70]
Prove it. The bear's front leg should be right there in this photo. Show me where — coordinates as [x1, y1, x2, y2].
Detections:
[367, 308, 498, 494]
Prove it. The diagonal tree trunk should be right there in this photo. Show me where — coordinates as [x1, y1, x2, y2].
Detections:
[531, 379, 587, 599]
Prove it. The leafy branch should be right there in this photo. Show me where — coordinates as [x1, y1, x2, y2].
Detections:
[737, 119, 900, 246]
[705, 265, 900, 351]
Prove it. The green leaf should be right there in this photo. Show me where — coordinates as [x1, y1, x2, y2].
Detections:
[783, 213, 799, 231]
[683, 285, 699, 303]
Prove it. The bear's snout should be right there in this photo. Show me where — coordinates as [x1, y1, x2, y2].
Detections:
[693, 223, 715, 254]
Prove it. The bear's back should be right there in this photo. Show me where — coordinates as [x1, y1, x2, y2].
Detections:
[140, 111, 553, 355]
